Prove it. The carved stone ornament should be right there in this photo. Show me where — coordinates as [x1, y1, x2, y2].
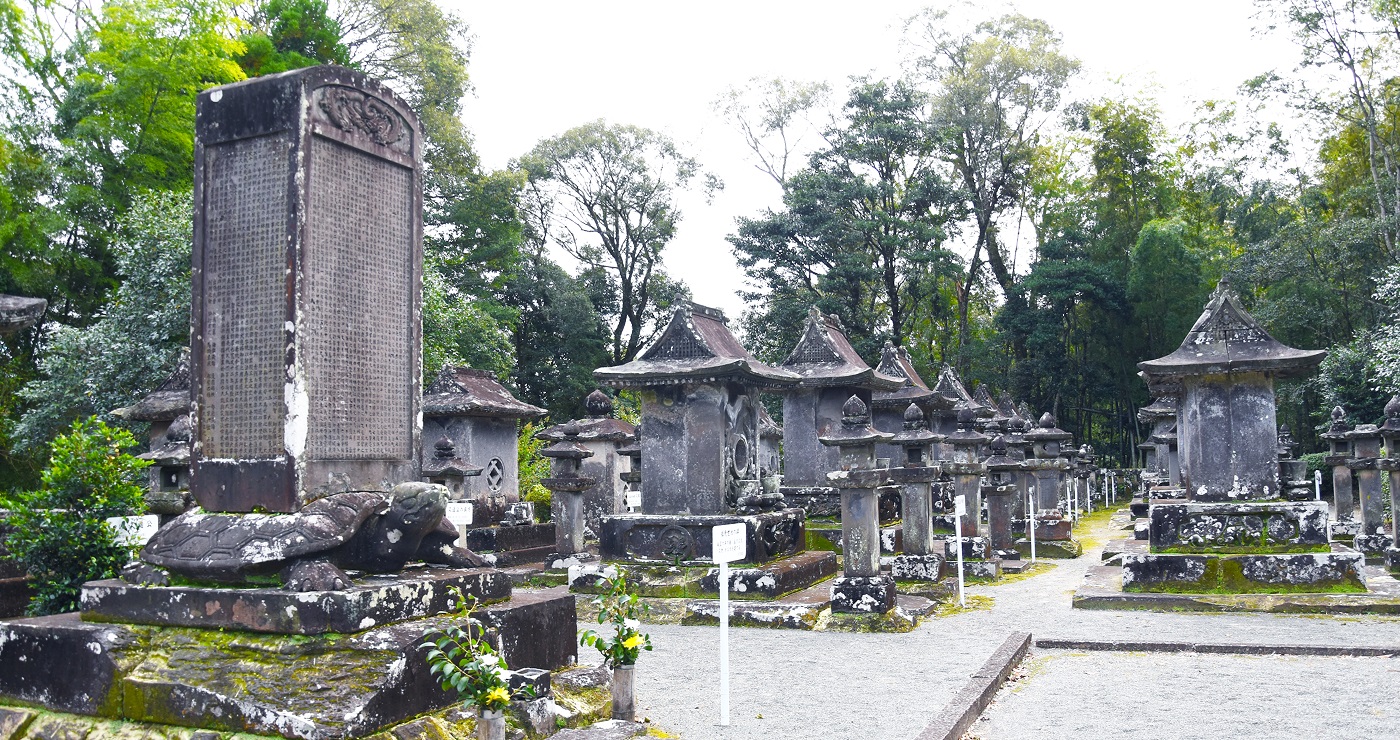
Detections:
[314, 85, 410, 154]
[656, 524, 697, 561]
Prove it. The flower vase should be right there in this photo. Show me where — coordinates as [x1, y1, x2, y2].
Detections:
[477, 708, 505, 740]
[612, 664, 636, 721]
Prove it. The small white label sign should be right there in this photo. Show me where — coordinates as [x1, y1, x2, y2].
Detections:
[625, 490, 642, 510]
[107, 515, 160, 547]
[954, 494, 967, 517]
[712, 523, 746, 563]
[446, 501, 473, 527]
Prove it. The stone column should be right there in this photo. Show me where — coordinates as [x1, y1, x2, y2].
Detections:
[1322, 406, 1357, 533]
[946, 404, 989, 537]
[1347, 424, 1388, 556]
[541, 423, 596, 564]
[819, 396, 895, 613]
[1380, 397, 1400, 571]
[890, 404, 943, 581]
[983, 436, 1021, 557]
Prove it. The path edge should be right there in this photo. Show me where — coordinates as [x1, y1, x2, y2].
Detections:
[1034, 637, 1400, 657]
[914, 630, 1031, 740]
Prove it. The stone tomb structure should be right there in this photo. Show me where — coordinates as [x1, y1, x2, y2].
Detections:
[536, 390, 636, 539]
[592, 302, 837, 599]
[0, 67, 578, 739]
[1123, 279, 1360, 593]
[422, 365, 552, 561]
[1137, 397, 1180, 489]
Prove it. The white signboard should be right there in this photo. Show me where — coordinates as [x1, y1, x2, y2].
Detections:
[445, 501, 473, 546]
[711, 523, 746, 563]
[953, 494, 967, 517]
[107, 515, 160, 547]
[625, 490, 642, 510]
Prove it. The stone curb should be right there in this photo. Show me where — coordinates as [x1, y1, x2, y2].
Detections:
[1034, 638, 1400, 657]
[914, 631, 1032, 740]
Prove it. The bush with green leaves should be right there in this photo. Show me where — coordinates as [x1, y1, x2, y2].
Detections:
[579, 572, 652, 668]
[421, 587, 514, 713]
[517, 421, 553, 522]
[2, 417, 149, 615]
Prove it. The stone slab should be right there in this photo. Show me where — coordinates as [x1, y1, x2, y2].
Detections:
[1013, 537, 1083, 559]
[891, 553, 945, 581]
[806, 523, 902, 554]
[464, 523, 555, 553]
[598, 509, 805, 563]
[1033, 637, 1400, 657]
[830, 575, 896, 613]
[0, 707, 35, 740]
[0, 591, 576, 739]
[80, 566, 510, 635]
[1075, 563, 1400, 614]
[1122, 552, 1365, 593]
[1147, 501, 1329, 553]
[572, 551, 837, 601]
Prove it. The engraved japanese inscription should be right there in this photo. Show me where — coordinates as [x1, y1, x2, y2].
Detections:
[200, 134, 291, 459]
[304, 136, 413, 461]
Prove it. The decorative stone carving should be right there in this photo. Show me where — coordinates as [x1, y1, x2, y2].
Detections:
[1147, 502, 1329, 553]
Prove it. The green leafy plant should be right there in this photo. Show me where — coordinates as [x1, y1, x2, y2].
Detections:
[519, 422, 552, 522]
[2, 417, 149, 615]
[579, 573, 652, 667]
[421, 587, 514, 713]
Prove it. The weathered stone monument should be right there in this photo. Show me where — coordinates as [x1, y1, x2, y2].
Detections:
[113, 353, 194, 518]
[1138, 397, 1179, 489]
[820, 396, 897, 613]
[0, 67, 578, 738]
[777, 307, 901, 516]
[1020, 413, 1080, 558]
[1321, 406, 1359, 535]
[871, 342, 950, 464]
[537, 390, 636, 537]
[1124, 279, 1360, 593]
[1381, 396, 1400, 573]
[889, 403, 944, 582]
[0, 294, 45, 335]
[590, 302, 835, 599]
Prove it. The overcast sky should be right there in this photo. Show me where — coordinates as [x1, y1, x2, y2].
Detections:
[447, 1, 1302, 319]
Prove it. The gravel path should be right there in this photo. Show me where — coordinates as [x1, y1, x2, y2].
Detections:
[973, 650, 1400, 739]
[581, 510, 1400, 739]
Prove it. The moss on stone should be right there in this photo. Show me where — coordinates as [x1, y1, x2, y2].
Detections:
[1125, 557, 1368, 595]
[931, 593, 994, 618]
[1156, 543, 1331, 555]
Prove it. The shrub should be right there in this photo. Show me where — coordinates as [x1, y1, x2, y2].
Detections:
[2, 417, 149, 615]
[518, 421, 552, 522]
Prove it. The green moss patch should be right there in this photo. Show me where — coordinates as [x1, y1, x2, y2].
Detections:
[1156, 543, 1331, 555]
[1125, 557, 1368, 595]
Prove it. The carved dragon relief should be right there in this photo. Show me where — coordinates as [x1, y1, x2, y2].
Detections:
[313, 85, 411, 155]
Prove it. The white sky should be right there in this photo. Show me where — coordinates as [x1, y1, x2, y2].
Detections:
[448, 0, 1303, 319]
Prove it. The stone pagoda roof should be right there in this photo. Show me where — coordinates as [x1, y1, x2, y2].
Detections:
[1136, 397, 1177, 425]
[870, 342, 943, 409]
[0, 294, 45, 335]
[536, 390, 635, 443]
[1138, 278, 1326, 379]
[138, 414, 191, 466]
[114, 350, 191, 422]
[594, 302, 799, 389]
[759, 406, 783, 440]
[930, 365, 985, 414]
[779, 307, 901, 390]
[423, 366, 547, 419]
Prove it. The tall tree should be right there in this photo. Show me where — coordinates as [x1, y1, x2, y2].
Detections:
[905, 9, 1078, 349]
[521, 120, 717, 364]
[714, 76, 831, 189]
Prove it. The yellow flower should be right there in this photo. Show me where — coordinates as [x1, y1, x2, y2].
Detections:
[622, 634, 642, 649]
[483, 686, 511, 708]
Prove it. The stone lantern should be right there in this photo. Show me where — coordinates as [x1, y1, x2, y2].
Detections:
[889, 403, 943, 581]
[1346, 423, 1388, 555]
[945, 403, 989, 538]
[1380, 396, 1400, 572]
[113, 352, 193, 518]
[1004, 411, 1034, 521]
[1023, 412, 1071, 513]
[541, 422, 596, 564]
[871, 342, 952, 471]
[421, 435, 483, 499]
[819, 395, 895, 613]
[1322, 406, 1358, 533]
[536, 390, 636, 536]
[1137, 397, 1179, 488]
[1276, 425, 1311, 501]
[983, 435, 1023, 560]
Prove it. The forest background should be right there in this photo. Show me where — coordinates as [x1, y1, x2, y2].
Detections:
[1, 0, 1398, 492]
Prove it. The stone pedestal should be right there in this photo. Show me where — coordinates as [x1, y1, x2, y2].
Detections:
[540, 422, 597, 564]
[1347, 425, 1388, 555]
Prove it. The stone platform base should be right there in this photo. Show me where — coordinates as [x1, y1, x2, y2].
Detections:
[570, 550, 838, 600]
[0, 588, 578, 739]
[781, 486, 902, 524]
[1388, 547, 1400, 573]
[466, 523, 556, 565]
[1014, 537, 1083, 559]
[806, 523, 902, 554]
[1075, 564, 1400, 614]
[1121, 552, 1366, 594]
[831, 575, 896, 613]
[1353, 533, 1391, 559]
[1331, 519, 1361, 537]
[80, 566, 510, 635]
[599, 509, 805, 564]
[0, 575, 29, 619]
[890, 553, 944, 581]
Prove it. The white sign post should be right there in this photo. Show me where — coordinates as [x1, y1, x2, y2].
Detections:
[107, 514, 160, 547]
[711, 523, 746, 727]
[445, 501, 473, 547]
[1314, 469, 1322, 501]
[625, 490, 642, 512]
[953, 494, 966, 607]
[1026, 491, 1037, 564]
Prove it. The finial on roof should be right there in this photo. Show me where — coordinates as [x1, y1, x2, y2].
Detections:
[585, 389, 613, 417]
[1039, 412, 1056, 429]
[842, 394, 868, 421]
